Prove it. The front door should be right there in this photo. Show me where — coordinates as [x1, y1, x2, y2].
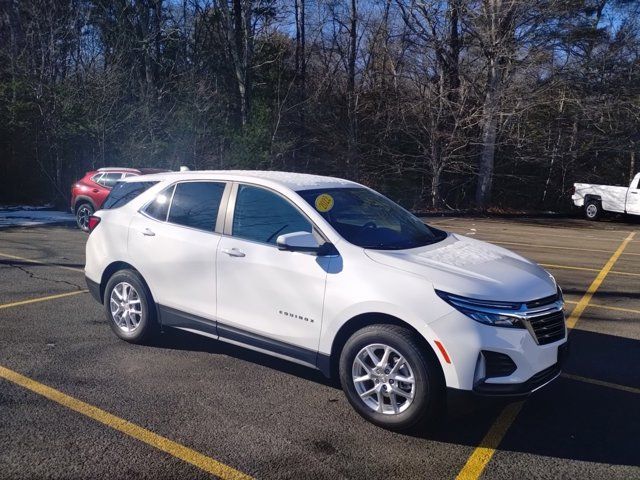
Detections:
[626, 173, 640, 215]
[216, 184, 329, 360]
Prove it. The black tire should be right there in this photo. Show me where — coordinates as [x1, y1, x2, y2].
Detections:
[339, 324, 444, 432]
[584, 199, 602, 220]
[76, 202, 94, 232]
[104, 269, 157, 344]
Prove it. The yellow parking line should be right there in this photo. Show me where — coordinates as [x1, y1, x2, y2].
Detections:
[561, 373, 640, 395]
[564, 232, 636, 329]
[491, 240, 640, 257]
[454, 231, 636, 480]
[440, 226, 628, 243]
[0, 365, 252, 480]
[541, 263, 640, 278]
[454, 402, 524, 480]
[0, 252, 83, 273]
[564, 299, 640, 315]
[540, 263, 599, 273]
[0, 290, 88, 309]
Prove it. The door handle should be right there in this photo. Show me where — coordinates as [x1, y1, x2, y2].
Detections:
[142, 228, 155, 236]
[631, 191, 638, 195]
[221, 248, 245, 257]
[92, 189, 99, 193]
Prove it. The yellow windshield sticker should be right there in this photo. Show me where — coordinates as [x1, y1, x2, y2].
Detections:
[315, 194, 334, 212]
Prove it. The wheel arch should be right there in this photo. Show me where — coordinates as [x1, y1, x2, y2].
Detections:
[584, 194, 602, 204]
[73, 195, 96, 213]
[325, 312, 445, 385]
[100, 261, 153, 304]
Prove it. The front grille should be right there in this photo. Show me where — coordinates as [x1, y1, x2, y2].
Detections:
[527, 310, 566, 345]
[526, 292, 559, 309]
[482, 351, 517, 378]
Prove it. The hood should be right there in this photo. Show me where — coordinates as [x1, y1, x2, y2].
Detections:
[365, 234, 557, 302]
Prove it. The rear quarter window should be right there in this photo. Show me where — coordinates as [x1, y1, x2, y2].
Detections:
[103, 182, 158, 210]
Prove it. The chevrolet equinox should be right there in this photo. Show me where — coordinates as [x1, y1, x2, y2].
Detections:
[85, 171, 567, 431]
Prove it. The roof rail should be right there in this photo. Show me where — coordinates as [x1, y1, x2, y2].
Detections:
[97, 167, 140, 172]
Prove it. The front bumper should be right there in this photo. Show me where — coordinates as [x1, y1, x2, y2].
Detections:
[473, 341, 568, 396]
[427, 310, 568, 394]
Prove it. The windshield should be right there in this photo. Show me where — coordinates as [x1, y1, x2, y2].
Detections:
[297, 187, 446, 250]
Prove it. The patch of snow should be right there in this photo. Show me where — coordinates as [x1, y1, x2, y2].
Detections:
[0, 209, 75, 228]
[0, 204, 54, 211]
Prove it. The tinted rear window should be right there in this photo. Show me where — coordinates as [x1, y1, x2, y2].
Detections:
[103, 182, 158, 210]
[143, 185, 174, 221]
[167, 182, 226, 231]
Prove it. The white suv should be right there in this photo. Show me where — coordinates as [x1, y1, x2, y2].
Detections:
[85, 171, 567, 430]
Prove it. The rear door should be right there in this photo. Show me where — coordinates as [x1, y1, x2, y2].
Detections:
[128, 181, 229, 335]
[625, 174, 640, 215]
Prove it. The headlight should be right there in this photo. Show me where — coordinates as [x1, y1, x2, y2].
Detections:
[435, 290, 525, 328]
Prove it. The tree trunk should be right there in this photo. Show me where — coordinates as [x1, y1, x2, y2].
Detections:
[447, 0, 461, 101]
[431, 165, 442, 209]
[295, 0, 305, 90]
[347, 0, 358, 176]
[293, 0, 306, 167]
[230, 0, 252, 127]
[476, 62, 500, 209]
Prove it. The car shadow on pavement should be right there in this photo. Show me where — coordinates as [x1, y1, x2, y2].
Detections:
[152, 328, 338, 388]
[421, 328, 640, 467]
[154, 326, 640, 466]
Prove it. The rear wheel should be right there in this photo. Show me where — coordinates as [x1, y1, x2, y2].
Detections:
[76, 203, 94, 232]
[339, 324, 443, 432]
[584, 200, 601, 220]
[104, 269, 157, 344]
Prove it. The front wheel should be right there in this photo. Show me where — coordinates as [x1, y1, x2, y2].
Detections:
[339, 324, 443, 432]
[104, 269, 157, 344]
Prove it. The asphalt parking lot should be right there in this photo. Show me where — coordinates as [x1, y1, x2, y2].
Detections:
[1, 216, 639, 479]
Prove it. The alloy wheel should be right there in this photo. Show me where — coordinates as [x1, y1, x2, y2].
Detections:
[77, 205, 92, 230]
[352, 343, 416, 415]
[109, 282, 143, 333]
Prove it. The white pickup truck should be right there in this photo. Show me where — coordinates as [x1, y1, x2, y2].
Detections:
[572, 173, 640, 220]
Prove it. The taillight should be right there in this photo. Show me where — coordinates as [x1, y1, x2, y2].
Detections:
[569, 186, 575, 195]
[88, 215, 101, 233]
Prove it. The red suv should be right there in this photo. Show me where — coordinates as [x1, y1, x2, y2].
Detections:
[71, 167, 168, 231]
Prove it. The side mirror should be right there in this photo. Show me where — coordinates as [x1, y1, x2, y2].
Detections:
[277, 231, 322, 253]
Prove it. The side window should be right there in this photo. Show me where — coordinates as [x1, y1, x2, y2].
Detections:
[103, 181, 157, 210]
[91, 173, 104, 185]
[96, 172, 122, 188]
[167, 182, 225, 231]
[232, 185, 312, 244]
[143, 185, 174, 221]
